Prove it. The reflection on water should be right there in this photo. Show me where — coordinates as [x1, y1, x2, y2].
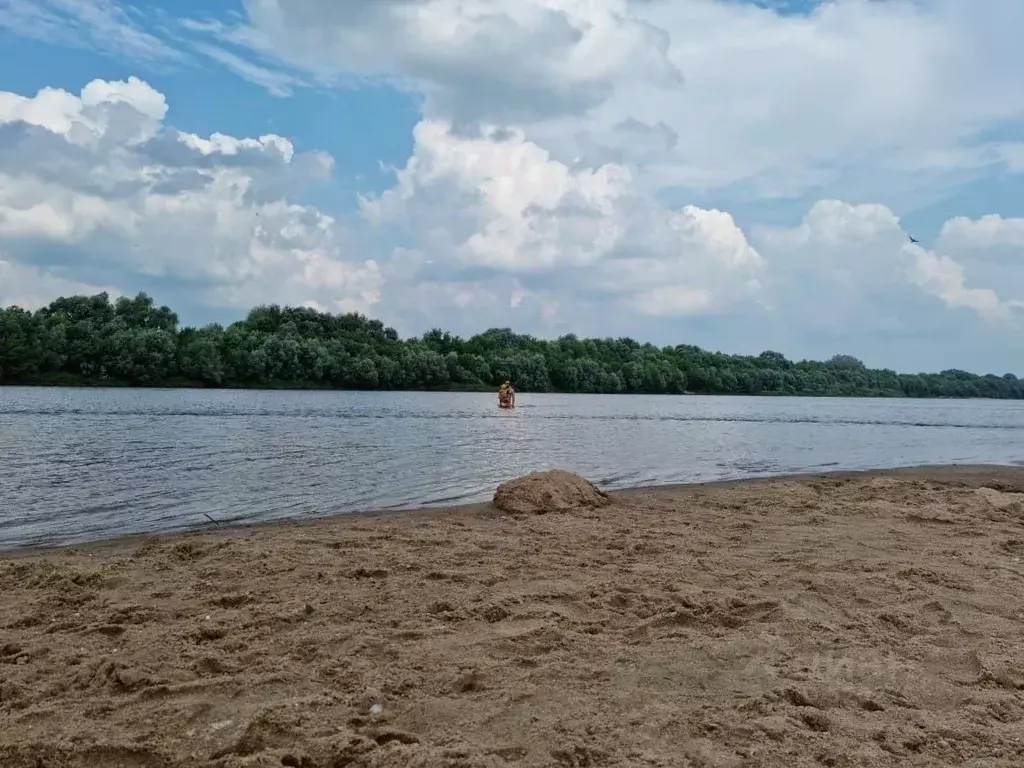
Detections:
[2, 387, 1024, 549]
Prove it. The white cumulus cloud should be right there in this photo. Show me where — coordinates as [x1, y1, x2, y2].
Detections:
[233, 0, 682, 123]
[938, 214, 1024, 251]
[362, 119, 765, 328]
[751, 200, 1024, 351]
[0, 77, 381, 315]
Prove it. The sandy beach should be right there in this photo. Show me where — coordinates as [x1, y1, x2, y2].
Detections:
[2, 465, 1023, 767]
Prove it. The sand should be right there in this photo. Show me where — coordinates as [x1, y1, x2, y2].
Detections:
[1, 465, 1023, 768]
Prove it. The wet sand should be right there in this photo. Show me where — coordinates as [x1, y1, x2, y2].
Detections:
[1, 465, 1023, 767]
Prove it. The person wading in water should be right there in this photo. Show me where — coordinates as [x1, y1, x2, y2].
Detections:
[498, 381, 516, 408]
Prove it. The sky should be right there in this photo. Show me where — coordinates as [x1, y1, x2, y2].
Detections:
[2, 0, 1024, 374]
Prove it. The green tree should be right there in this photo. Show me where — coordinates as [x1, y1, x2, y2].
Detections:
[3, 291, 1023, 399]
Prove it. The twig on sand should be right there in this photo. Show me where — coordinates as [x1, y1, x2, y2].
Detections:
[203, 513, 220, 525]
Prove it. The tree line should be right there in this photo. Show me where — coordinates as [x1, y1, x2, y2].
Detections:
[1, 292, 1022, 399]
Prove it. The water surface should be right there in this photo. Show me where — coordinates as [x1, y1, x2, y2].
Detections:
[3, 387, 1024, 549]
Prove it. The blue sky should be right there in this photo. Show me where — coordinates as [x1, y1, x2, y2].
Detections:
[2, 0, 1024, 374]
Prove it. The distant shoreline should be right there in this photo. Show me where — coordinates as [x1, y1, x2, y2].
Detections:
[0, 380, 997, 400]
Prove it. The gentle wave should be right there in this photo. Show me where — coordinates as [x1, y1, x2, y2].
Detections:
[3, 407, 1023, 431]
[4, 388, 1024, 549]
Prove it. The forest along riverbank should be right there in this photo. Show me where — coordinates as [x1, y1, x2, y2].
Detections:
[2, 466, 1023, 767]
[5, 292, 1024, 398]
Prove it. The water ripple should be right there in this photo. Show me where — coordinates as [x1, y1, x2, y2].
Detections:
[3, 387, 1024, 549]
[4, 406, 1022, 431]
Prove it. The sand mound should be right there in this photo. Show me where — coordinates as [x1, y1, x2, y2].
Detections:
[492, 469, 610, 515]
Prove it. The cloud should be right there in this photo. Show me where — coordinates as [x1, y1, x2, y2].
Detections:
[8, 1, 1024, 208]
[0, 259, 121, 310]
[191, 42, 306, 98]
[938, 214, 1024, 251]
[354, 121, 1024, 355]
[752, 200, 1024, 345]
[361, 119, 765, 329]
[362, 120, 633, 273]
[0, 0, 185, 65]
[227, 0, 1024, 204]
[0, 77, 381, 315]
[196, 0, 682, 123]
[997, 144, 1024, 173]
[547, 0, 1024, 201]
[0, 76, 168, 146]
[0, 1, 314, 99]
[929, 213, 1024, 322]
[905, 243, 1021, 323]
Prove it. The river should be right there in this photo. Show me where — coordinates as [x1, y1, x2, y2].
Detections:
[2, 386, 1024, 549]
